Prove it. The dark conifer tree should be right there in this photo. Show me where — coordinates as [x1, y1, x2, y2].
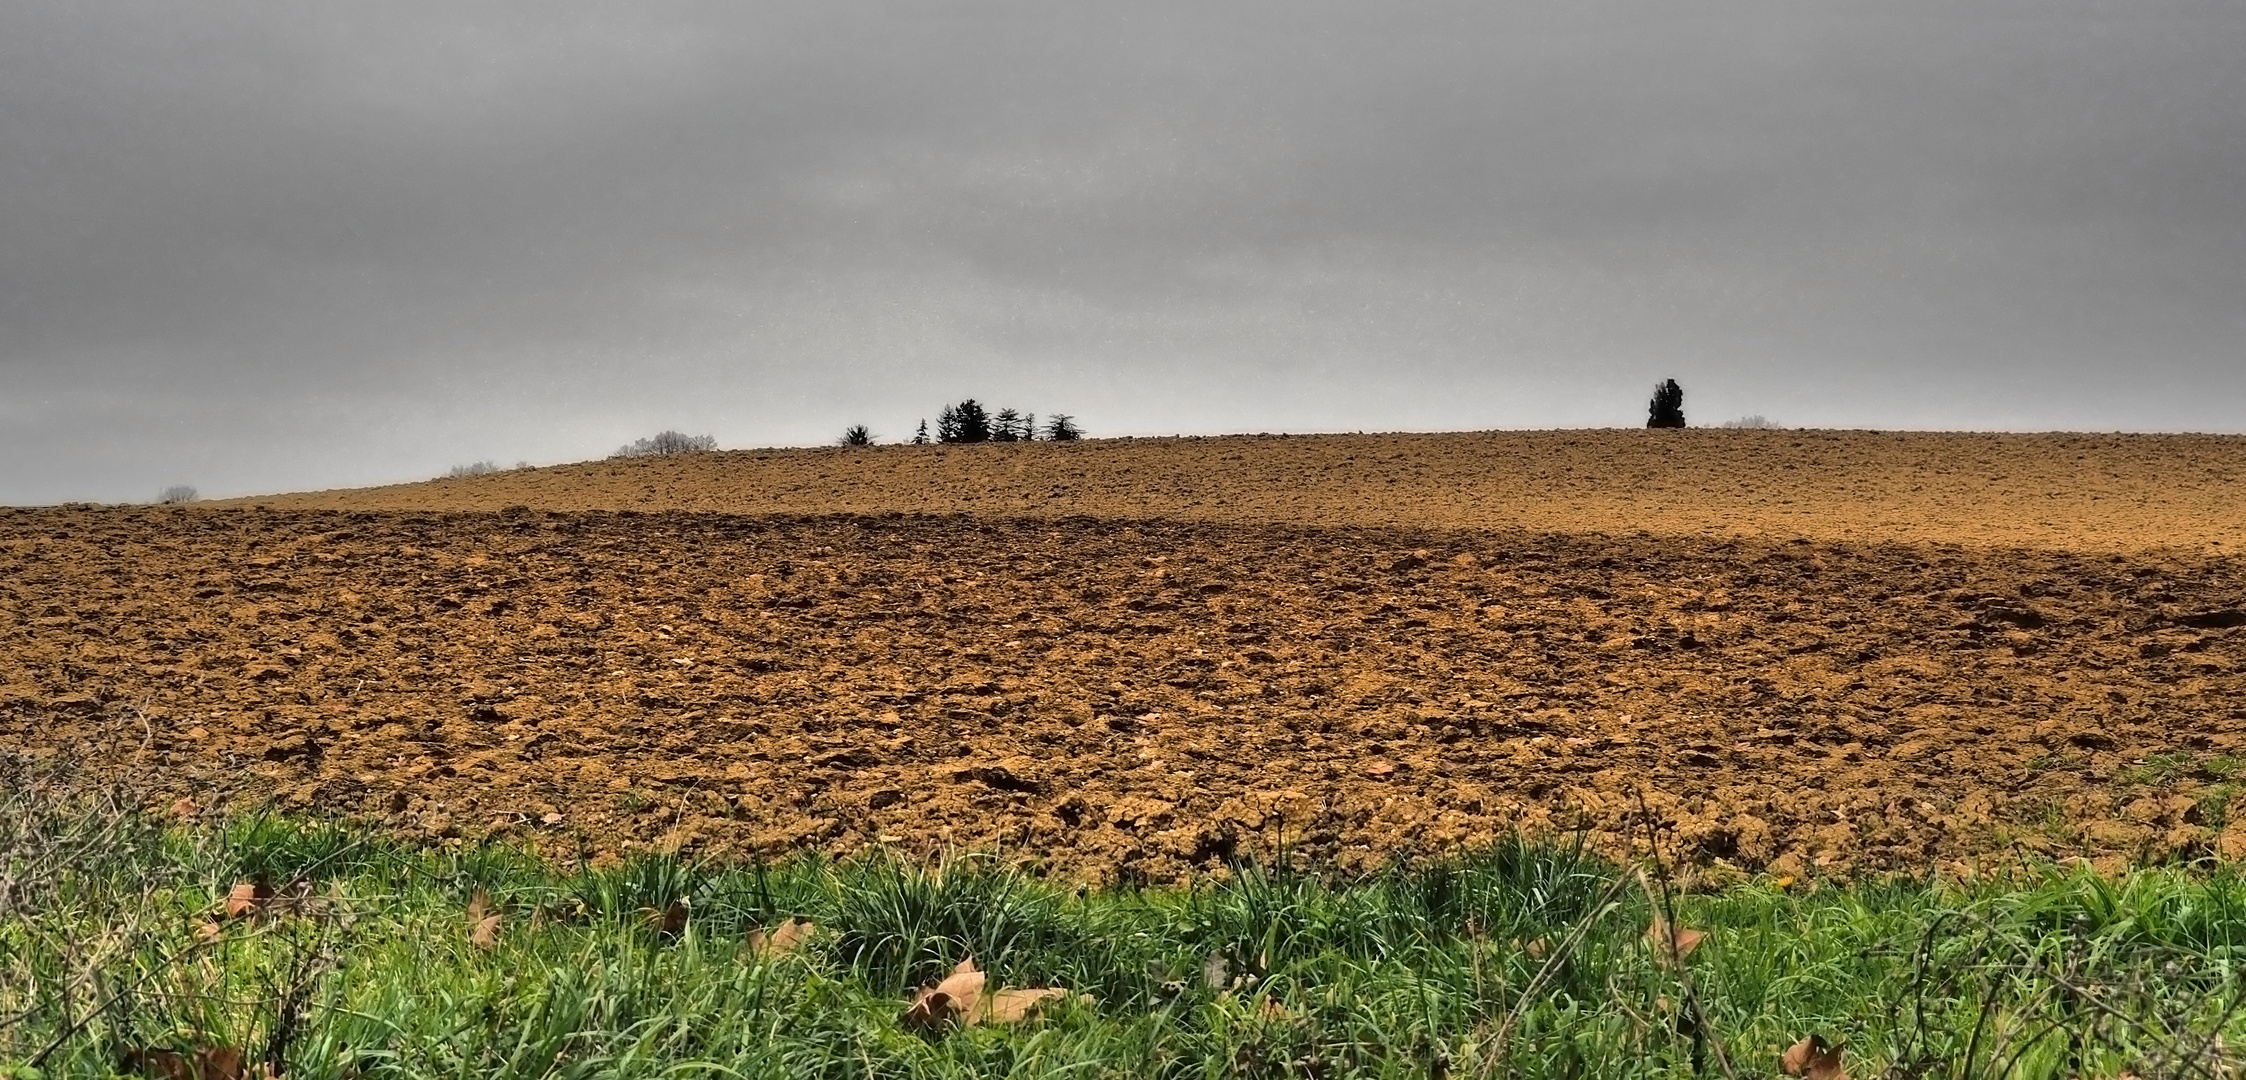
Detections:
[1647, 379, 1687, 428]
[912, 419, 929, 445]
[937, 400, 992, 443]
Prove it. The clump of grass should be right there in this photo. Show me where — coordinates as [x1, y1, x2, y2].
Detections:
[7, 752, 2246, 1078]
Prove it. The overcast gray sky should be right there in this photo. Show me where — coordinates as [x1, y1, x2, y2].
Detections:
[2, 1, 2242, 503]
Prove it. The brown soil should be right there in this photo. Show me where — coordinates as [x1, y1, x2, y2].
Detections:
[7, 431, 2246, 881]
[256, 430, 2246, 555]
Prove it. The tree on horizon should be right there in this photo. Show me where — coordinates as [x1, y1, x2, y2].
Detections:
[1647, 379, 1686, 428]
[937, 400, 992, 443]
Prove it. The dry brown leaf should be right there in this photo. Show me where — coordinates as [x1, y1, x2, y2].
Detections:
[976, 986, 1070, 1023]
[903, 957, 989, 1035]
[640, 898, 689, 937]
[168, 797, 200, 820]
[194, 920, 224, 944]
[1646, 918, 1707, 966]
[901, 957, 1075, 1035]
[1257, 996, 1290, 1020]
[222, 880, 273, 921]
[271, 877, 315, 919]
[1781, 1034, 1848, 1080]
[122, 1044, 248, 1080]
[466, 888, 503, 949]
[747, 917, 817, 956]
[1363, 760, 1397, 777]
[198, 1047, 249, 1080]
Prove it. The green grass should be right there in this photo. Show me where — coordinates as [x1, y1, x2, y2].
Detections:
[8, 772, 2246, 1077]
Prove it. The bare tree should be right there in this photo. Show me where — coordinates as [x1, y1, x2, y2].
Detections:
[612, 431, 717, 458]
[156, 485, 198, 505]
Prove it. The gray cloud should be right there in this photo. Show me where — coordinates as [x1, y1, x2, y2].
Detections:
[2, 0, 2241, 502]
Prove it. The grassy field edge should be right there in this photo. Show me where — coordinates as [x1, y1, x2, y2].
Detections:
[8, 756, 2246, 1079]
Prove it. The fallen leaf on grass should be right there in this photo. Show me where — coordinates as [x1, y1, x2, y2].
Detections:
[979, 987, 1072, 1023]
[121, 1044, 247, 1080]
[194, 920, 224, 944]
[1645, 918, 1706, 967]
[168, 797, 200, 820]
[466, 890, 502, 951]
[218, 877, 319, 922]
[640, 899, 689, 937]
[747, 918, 816, 956]
[901, 957, 1075, 1035]
[221, 880, 274, 920]
[1781, 1034, 1848, 1080]
[470, 912, 502, 950]
[1202, 947, 1270, 991]
[902, 958, 987, 1035]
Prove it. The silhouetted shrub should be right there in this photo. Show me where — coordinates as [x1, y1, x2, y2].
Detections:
[1647, 380, 1686, 428]
[991, 408, 1038, 442]
[157, 485, 198, 505]
[447, 461, 501, 478]
[1719, 415, 1781, 430]
[937, 401, 993, 444]
[612, 431, 717, 458]
[839, 424, 875, 446]
[930, 401, 1078, 443]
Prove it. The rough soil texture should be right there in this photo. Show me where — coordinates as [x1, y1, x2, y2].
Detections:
[255, 430, 2246, 555]
[7, 431, 2246, 881]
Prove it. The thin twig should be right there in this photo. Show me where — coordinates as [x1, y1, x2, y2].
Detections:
[1482, 869, 1633, 1074]
[1632, 788, 1739, 1080]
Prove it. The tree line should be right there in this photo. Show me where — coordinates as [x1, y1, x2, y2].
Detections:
[842, 400, 1082, 446]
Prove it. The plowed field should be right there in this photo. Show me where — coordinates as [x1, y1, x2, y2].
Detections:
[7, 430, 2246, 881]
